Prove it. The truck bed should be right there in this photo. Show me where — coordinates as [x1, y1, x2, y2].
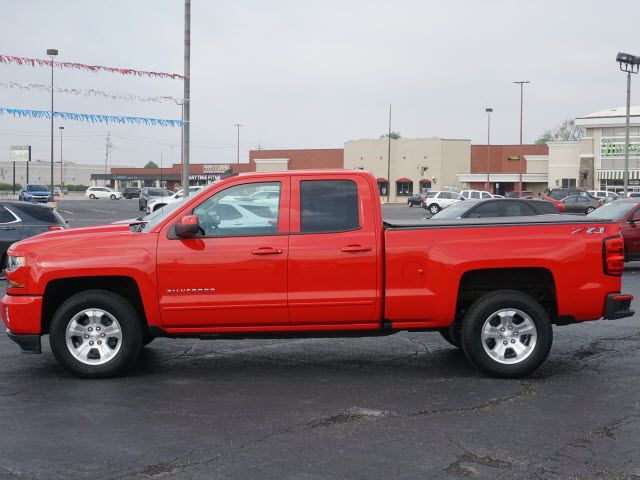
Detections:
[384, 214, 616, 229]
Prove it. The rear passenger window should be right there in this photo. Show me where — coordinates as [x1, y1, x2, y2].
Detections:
[0, 207, 16, 223]
[470, 191, 481, 199]
[300, 180, 359, 233]
[503, 202, 536, 216]
[468, 202, 499, 218]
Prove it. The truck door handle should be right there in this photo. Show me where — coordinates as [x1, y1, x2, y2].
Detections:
[341, 244, 372, 253]
[251, 247, 283, 255]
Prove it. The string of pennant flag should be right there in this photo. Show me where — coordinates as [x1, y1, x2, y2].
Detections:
[0, 107, 183, 128]
[0, 54, 184, 80]
[0, 81, 182, 104]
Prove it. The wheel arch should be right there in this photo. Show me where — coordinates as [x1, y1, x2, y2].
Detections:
[41, 276, 148, 335]
[455, 267, 558, 325]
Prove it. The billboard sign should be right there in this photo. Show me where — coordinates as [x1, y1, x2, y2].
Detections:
[10, 145, 31, 163]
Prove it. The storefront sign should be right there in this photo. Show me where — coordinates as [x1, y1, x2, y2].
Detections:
[601, 136, 640, 159]
[202, 164, 230, 174]
[10, 145, 30, 162]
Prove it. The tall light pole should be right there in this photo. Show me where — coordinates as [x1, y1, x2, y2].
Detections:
[47, 48, 58, 200]
[386, 104, 392, 203]
[485, 108, 493, 191]
[514, 81, 530, 193]
[182, 0, 191, 197]
[616, 53, 639, 196]
[59, 126, 64, 193]
[234, 123, 243, 164]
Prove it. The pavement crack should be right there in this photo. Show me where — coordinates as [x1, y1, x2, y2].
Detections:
[411, 380, 538, 417]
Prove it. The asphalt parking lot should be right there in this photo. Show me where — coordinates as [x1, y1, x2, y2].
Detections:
[0, 199, 639, 479]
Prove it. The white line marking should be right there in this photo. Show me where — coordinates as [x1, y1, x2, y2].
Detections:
[89, 209, 111, 213]
[58, 210, 74, 214]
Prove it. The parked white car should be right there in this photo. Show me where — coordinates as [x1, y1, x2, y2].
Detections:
[588, 190, 620, 201]
[147, 185, 205, 214]
[461, 189, 494, 200]
[422, 191, 465, 214]
[85, 186, 123, 200]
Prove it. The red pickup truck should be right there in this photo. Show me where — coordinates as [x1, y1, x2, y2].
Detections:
[2, 170, 634, 378]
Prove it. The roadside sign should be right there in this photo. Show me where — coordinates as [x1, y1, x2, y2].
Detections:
[10, 145, 31, 162]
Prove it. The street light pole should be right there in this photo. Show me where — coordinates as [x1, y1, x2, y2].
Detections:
[59, 126, 64, 193]
[182, 0, 191, 197]
[616, 52, 639, 196]
[486, 108, 493, 191]
[514, 81, 530, 193]
[386, 104, 392, 203]
[47, 48, 58, 201]
[234, 123, 243, 164]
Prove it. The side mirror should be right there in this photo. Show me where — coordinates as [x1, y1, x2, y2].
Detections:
[175, 215, 200, 238]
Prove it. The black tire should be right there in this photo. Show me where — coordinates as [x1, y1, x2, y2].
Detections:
[124, 194, 130, 199]
[139, 202, 144, 211]
[586, 207, 595, 214]
[89, 194, 96, 199]
[408, 201, 413, 207]
[439, 325, 462, 349]
[110, 194, 116, 200]
[49, 290, 143, 378]
[460, 290, 552, 378]
[428, 203, 440, 214]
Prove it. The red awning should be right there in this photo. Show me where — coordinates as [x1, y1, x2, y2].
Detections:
[419, 179, 431, 184]
[395, 178, 412, 183]
[376, 178, 388, 183]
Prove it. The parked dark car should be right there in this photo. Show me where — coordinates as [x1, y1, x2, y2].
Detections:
[561, 195, 603, 214]
[0, 202, 67, 267]
[407, 193, 426, 207]
[505, 190, 534, 198]
[587, 198, 640, 261]
[430, 198, 559, 219]
[138, 187, 173, 211]
[122, 187, 141, 199]
[18, 184, 53, 203]
[547, 188, 595, 201]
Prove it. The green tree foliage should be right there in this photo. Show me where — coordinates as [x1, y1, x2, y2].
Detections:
[380, 132, 402, 140]
[535, 119, 585, 144]
[144, 161, 160, 169]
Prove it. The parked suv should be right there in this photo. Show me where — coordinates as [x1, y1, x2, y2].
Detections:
[588, 190, 620, 201]
[139, 187, 173, 211]
[407, 193, 426, 207]
[461, 189, 493, 200]
[122, 187, 141, 199]
[18, 184, 52, 203]
[547, 188, 594, 201]
[422, 191, 464, 214]
[431, 198, 559, 219]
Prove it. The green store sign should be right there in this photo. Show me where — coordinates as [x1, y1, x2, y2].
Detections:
[601, 137, 640, 157]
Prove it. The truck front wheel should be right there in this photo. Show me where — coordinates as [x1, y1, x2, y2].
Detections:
[49, 290, 143, 378]
[460, 290, 552, 378]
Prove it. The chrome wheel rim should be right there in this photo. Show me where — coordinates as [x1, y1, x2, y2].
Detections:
[65, 309, 122, 366]
[480, 308, 537, 365]
[430, 205, 438, 213]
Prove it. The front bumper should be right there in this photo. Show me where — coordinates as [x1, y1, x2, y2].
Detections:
[2, 294, 43, 354]
[604, 293, 635, 320]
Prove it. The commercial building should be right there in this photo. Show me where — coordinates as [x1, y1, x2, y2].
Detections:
[344, 137, 470, 202]
[249, 148, 343, 172]
[0, 159, 100, 188]
[457, 144, 549, 195]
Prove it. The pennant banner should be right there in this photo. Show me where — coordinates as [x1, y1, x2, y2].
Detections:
[0, 107, 183, 127]
[0, 81, 182, 104]
[0, 54, 185, 80]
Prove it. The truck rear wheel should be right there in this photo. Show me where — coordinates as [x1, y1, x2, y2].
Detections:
[49, 290, 143, 378]
[460, 290, 552, 378]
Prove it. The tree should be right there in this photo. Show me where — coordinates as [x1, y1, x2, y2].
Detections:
[144, 161, 159, 169]
[380, 132, 402, 140]
[535, 119, 585, 144]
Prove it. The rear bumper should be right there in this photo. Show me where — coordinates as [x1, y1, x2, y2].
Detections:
[6, 330, 41, 353]
[604, 293, 635, 320]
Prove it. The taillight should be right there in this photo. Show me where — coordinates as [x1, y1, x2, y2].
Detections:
[48, 225, 64, 231]
[603, 236, 624, 276]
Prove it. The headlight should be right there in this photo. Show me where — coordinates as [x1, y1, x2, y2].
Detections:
[6, 255, 26, 270]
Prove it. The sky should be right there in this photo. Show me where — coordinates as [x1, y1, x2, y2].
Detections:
[0, 0, 638, 167]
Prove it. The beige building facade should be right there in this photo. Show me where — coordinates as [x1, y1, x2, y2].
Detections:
[344, 137, 470, 202]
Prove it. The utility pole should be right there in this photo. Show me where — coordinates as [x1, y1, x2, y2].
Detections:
[234, 123, 243, 164]
[386, 104, 392, 203]
[514, 81, 530, 193]
[160, 152, 163, 188]
[182, 0, 191, 196]
[59, 126, 64, 193]
[47, 48, 58, 201]
[104, 132, 114, 186]
[486, 108, 493, 191]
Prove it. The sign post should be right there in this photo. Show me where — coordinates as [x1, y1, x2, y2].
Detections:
[10, 145, 31, 196]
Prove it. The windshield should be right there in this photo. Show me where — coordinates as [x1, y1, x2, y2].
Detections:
[27, 185, 48, 192]
[430, 202, 471, 219]
[586, 202, 637, 220]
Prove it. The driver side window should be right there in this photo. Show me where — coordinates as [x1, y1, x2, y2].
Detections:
[193, 182, 281, 237]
